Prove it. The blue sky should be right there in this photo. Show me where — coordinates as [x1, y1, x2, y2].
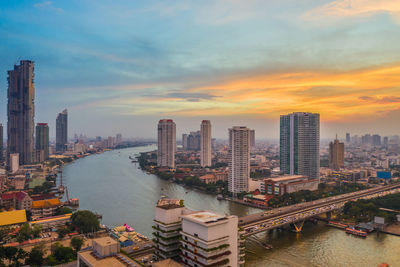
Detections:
[1, 0, 400, 139]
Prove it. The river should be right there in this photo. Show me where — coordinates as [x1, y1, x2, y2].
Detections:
[62, 146, 400, 267]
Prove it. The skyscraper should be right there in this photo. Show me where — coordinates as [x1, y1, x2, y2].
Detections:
[157, 119, 176, 168]
[0, 124, 3, 163]
[329, 136, 344, 170]
[182, 134, 188, 150]
[346, 133, 350, 143]
[372, 134, 381, 146]
[56, 109, 68, 152]
[280, 112, 320, 180]
[250, 129, 255, 148]
[7, 60, 35, 166]
[200, 120, 212, 167]
[115, 133, 122, 145]
[35, 123, 49, 162]
[228, 126, 250, 194]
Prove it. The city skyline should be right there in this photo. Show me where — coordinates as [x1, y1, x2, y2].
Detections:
[1, 1, 400, 139]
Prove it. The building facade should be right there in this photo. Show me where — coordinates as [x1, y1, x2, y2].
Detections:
[0, 124, 3, 163]
[264, 175, 319, 198]
[35, 123, 49, 162]
[56, 109, 68, 152]
[157, 119, 176, 168]
[7, 60, 35, 166]
[249, 129, 255, 148]
[329, 137, 344, 170]
[228, 126, 250, 194]
[180, 211, 238, 267]
[280, 112, 320, 180]
[200, 120, 212, 167]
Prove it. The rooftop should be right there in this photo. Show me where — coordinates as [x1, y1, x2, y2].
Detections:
[266, 175, 308, 182]
[79, 251, 134, 267]
[153, 259, 183, 267]
[31, 198, 61, 209]
[93, 236, 119, 247]
[182, 211, 227, 224]
[0, 210, 27, 226]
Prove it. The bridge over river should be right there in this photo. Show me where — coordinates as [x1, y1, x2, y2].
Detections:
[238, 183, 400, 237]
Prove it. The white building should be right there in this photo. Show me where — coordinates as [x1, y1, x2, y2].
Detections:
[200, 120, 212, 167]
[10, 153, 19, 174]
[228, 126, 250, 194]
[157, 119, 176, 168]
[180, 211, 238, 267]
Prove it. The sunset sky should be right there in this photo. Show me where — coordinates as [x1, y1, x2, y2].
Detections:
[1, 0, 400, 139]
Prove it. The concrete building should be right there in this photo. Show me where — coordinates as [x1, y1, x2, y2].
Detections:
[180, 211, 239, 267]
[107, 136, 114, 148]
[187, 131, 201, 151]
[346, 133, 351, 143]
[56, 109, 68, 152]
[182, 134, 188, 150]
[265, 175, 319, 197]
[0, 191, 32, 211]
[7, 60, 35, 166]
[372, 134, 381, 146]
[9, 153, 19, 174]
[31, 198, 61, 218]
[280, 112, 320, 180]
[78, 237, 136, 267]
[228, 126, 250, 194]
[157, 119, 176, 169]
[329, 137, 344, 170]
[200, 120, 212, 167]
[0, 123, 3, 163]
[250, 129, 255, 148]
[35, 123, 49, 162]
[116, 133, 122, 145]
[153, 199, 186, 259]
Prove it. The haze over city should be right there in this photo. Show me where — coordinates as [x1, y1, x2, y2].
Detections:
[1, 0, 400, 139]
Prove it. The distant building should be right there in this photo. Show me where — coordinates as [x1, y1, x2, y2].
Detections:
[107, 136, 114, 148]
[180, 211, 238, 267]
[7, 60, 35, 166]
[372, 134, 381, 146]
[228, 126, 250, 194]
[182, 134, 188, 150]
[56, 109, 68, 152]
[250, 129, 255, 148]
[31, 198, 61, 218]
[329, 136, 344, 170]
[35, 123, 49, 162]
[0, 210, 27, 227]
[346, 133, 350, 143]
[362, 134, 372, 145]
[200, 120, 212, 167]
[383, 136, 389, 146]
[157, 119, 176, 168]
[187, 131, 201, 151]
[265, 175, 319, 197]
[116, 133, 122, 145]
[280, 112, 320, 180]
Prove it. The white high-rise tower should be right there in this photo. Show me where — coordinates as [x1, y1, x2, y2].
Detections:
[200, 120, 212, 167]
[157, 119, 176, 168]
[228, 126, 250, 194]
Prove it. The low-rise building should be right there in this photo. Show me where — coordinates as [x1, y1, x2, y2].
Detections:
[0, 191, 32, 211]
[0, 210, 27, 227]
[77, 236, 138, 267]
[31, 198, 61, 218]
[265, 175, 319, 197]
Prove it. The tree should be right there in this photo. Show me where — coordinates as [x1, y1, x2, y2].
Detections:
[70, 236, 84, 252]
[71, 210, 100, 234]
[56, 207, 73, 215]
[57, 227, 69, 238]
[52, 244, 75, 263]
[26, 247, 44, 267]
[4, 246, 17, 265]
[16, 224, 32, 243]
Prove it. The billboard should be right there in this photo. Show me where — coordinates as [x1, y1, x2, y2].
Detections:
[377, 171, 391, 179]
[374, 216, 385, 225]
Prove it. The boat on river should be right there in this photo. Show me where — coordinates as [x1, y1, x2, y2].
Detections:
[345, 227, 367, 237]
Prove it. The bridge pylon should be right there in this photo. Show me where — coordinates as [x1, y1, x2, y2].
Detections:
[292, 220, 305, 233]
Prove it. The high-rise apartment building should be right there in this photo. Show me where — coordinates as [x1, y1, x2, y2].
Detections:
[280, 112, 320, 180]
[200, 120, 212, 167]
[228, 126, 250, 193]
[187, 131, 201, 151]
[115, 133, 122, 145]
[372, 134, 381, 146]
[346, 133, 350, 143]
[35, 123, 49, 162]
[182, 134, 188, 150]
[329, 136, 344, 170]
[250, 129, 255, 148]
[7, 60, 35, 166]
[56, 109, 68, 152]
[157, 119, 176, 168]
[0, 124, 3, 163]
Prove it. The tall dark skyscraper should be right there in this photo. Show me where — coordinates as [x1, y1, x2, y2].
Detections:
[7, 60, 35, 165]
[280, 112, 320, 180]
[346, 133, 350, 143]
[36, 123, 49, 162]
[56, 109, 68, 152]
[0, 123, 3, 163]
